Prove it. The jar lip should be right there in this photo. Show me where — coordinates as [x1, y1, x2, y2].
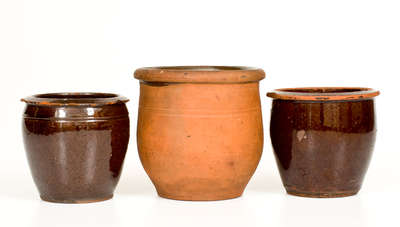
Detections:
[21, 92, 129, 106]
[134, 66, 265, 83]
[267, 87, 380, 101]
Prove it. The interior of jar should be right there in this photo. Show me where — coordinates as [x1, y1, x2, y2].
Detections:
[35, 93, 118, 99]
[277, 87, 370, 94]
[145, 66, 256, 71]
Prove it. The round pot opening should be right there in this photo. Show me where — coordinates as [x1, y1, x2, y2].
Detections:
[278, 87, 370, 93]
[142, 66, 258, 71]
[134, 65, 265, 83]
[21, 92, 129, 106]
[35, 93, 118, 99]
[267, 87, 380, 101]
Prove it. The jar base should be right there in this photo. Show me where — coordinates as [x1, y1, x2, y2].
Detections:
[157, 192, 243, 201]
[40, 194, 113, 204]
[286, 190, 358, 198]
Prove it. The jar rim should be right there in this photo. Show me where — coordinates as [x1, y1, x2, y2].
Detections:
[21, 92, 129, 106]
[134, 66, 265, 83]
[267, 87, 380, 101]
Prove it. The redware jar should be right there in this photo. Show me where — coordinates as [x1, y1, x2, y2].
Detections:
[134, 66, 265, 201]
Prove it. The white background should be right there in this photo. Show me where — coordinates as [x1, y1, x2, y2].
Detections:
[1, 0, 399, 226]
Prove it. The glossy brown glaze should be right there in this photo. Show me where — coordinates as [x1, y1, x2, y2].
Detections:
[22, 93, 130, 203]
[134, 66, 265, 201]
[267, 87, 379, 198]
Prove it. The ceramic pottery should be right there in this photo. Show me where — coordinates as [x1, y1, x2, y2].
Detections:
[21, 93, 130, 203]
[267, 87, 380, 198]
[134, 66, 265, 201]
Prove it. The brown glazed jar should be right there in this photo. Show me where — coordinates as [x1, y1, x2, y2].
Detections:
[134, 66, 265, 201]
[267, 87, 380, 198]
[21, 93, 130, 203]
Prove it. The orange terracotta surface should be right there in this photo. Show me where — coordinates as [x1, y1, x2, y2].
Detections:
[134, 66, 265, 201]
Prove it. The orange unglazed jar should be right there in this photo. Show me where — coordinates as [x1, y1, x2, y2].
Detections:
[134, 66, 265, 201]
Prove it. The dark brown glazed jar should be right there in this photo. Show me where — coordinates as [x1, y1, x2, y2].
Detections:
[21, 93, 130, 203]
[267, 87, 380, 198]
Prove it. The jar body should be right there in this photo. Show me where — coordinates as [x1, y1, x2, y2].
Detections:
[270, 99, 376, 197]
[22, 103, 129, 203]
[137, 82, 264, 201]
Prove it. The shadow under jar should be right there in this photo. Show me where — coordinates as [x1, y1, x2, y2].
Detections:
[134, 66, 265, 201]
[21, 93, 130, 203]
[267, 87, 380, 198]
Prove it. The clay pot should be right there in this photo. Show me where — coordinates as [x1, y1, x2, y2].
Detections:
[21, 93, 130, 203]
[267, 87, 380, 198]
[134, 66, 265, 201]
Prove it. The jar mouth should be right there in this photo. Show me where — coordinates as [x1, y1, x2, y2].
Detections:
[267, 87, 380, 101]
[21, 92, 129, 106]
[134, 65, 265, 83]
[141, 66, 258, 71]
